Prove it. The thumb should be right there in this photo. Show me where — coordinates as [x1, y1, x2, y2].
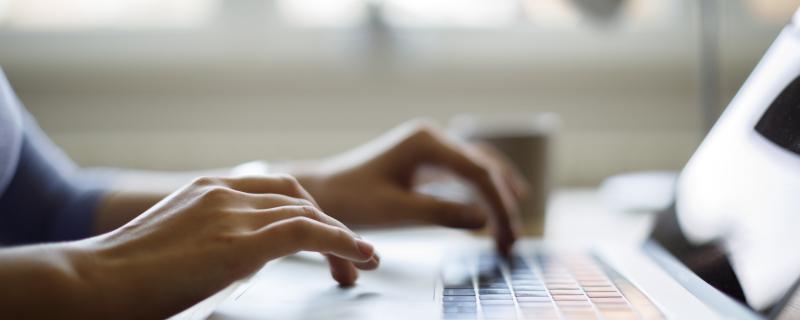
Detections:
[407, 194, 489, 229]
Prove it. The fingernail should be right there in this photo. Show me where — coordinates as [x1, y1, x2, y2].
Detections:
[356, 240, 374, 257]
[369, 252, 381, 267]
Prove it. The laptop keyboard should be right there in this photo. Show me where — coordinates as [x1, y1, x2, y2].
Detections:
[441, 252, 663, 320]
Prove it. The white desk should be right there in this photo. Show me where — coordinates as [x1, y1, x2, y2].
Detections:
[544, 188, 657, 246]
[171, 188, 659, 320]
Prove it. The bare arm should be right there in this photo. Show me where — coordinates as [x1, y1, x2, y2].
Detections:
[0, 242, 95, 318]
[93, 120, 526, 254]
[92, 161, 267, 234]
[92, 169, 226, 234]
[0, 175, 378, 319]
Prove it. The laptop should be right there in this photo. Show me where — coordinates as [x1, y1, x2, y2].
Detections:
[205, 8, 800, 320]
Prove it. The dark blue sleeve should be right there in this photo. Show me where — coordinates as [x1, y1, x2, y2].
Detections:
[0, 109, 114, 245]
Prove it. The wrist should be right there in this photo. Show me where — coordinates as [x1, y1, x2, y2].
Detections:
[64, 238, 119, 319]
[69, 234, 163, 320]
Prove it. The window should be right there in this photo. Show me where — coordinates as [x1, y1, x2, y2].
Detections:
[0, 0, 219, 30]
[0, 0, 682, 31]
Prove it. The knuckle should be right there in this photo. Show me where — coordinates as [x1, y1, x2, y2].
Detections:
[200, 186, 235, 202]
[272, 173, 302, 190]
[410, 120, 437, 140]
[192, 176, 222, 187]
[297, 205, 320, 220]
[334, 227, 350, 242]
[284, 217, 314, 240]
[293, 197, 314, 207]
[274, 173, 298, 184]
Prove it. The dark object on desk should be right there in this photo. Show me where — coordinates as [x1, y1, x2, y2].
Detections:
[756, 75, 800, 156]
[649, 203, 747, 305]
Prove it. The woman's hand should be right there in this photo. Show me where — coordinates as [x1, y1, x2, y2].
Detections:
[77, 175, 378, 319]
[283, 120, 527, 255]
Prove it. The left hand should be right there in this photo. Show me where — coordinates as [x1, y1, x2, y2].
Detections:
[281, 120, 528, 255]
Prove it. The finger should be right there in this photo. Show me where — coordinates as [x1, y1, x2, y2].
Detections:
[417, 131, 521, 255]
[220, 174, 319, 207]
[400, 193, 488, 229]
[254, 217, 376, 263]
[244, 205, 356, 238]
[246, 206, 376, 283]
[353, 252, 380, 270]
[326, 254, 359, 286]
[246, 206, 378, 268]
[241, 193, 316, 210]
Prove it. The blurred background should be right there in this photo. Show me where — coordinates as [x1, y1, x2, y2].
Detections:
[0, 0, 798, 186]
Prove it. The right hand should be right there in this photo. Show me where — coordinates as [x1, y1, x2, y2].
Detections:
[76, 175, 379, 319]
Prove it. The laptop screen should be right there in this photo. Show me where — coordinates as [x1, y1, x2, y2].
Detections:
[651, 11, 800, 316]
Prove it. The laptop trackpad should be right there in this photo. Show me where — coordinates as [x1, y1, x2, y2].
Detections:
[211, 229, 474, 320]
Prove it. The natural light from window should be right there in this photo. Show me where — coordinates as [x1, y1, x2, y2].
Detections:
[0, 0, 681, 31]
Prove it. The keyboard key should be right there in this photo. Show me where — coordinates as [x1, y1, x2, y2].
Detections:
[583, 286, 617, 292]
[552, 295, 588, 301]
[580, 280, 612, 286]
[575, 275, 608, 282]
[512, 285, 546, 291]
[479, 289, 510, 295]
[479, 283, 508, 289]
[586, 291, 621, 298]
[521, 305, 557, 312]
[477, 269, 503, 282]
[556, 300, 592, 308]
[520, 301, 555, 308]
[510, 258, 528, 266]
[515, 291, 549, 297]
[591, 297, 627, 304]
[545, 280, 578, 285]
[511, 274, 537, 280]
[511, 280, 543, 286]
[480, 300, 515, 306]
[444, 296, 476, 302]
[439, 252, 662, 320]
[516, 296, 552, 303]
[479, 294, 513, 300]
[444, 301, 478, 308]
[443, 306, 477, 313]
[558, 302, 594, 309]
[549, 289, 583, 295]
[444, 284, 473, 289]
[444, 289, 475, 296]
[547, 284, 579, 290]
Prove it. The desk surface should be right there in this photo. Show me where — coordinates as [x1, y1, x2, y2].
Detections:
[170, 188, 659, 320]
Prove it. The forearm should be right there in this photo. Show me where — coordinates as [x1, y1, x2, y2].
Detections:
[0, 242, 98, 318]
[0, 237, 222, 320]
